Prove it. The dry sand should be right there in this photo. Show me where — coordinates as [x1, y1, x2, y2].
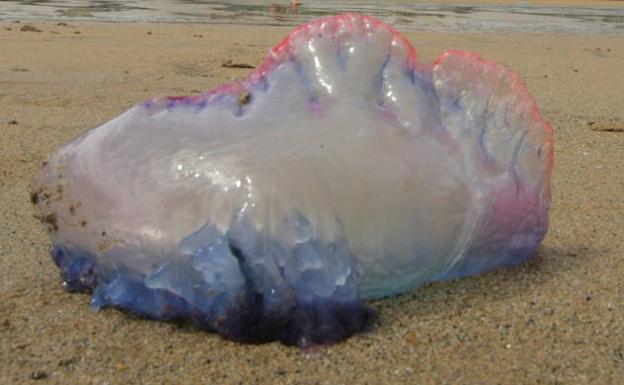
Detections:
[1, 19, 623, 385]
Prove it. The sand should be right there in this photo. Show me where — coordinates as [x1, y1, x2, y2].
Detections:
[1, 18, 623, 385]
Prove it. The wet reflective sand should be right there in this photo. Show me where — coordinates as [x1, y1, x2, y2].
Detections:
[0, 0, 623, 33]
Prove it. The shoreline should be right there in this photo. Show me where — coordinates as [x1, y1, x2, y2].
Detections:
[1, 1, 623, 35]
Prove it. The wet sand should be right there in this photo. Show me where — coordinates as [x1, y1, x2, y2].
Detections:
[398, 0, 624, 4]
[1, 20, 623, 385]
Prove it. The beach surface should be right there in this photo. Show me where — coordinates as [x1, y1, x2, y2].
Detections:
[1, 19, 623, 385]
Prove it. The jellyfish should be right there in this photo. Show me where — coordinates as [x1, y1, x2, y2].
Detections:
[33, 14, 553, 346]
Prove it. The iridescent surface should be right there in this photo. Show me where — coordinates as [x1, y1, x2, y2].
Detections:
[34, 14, 552, 345]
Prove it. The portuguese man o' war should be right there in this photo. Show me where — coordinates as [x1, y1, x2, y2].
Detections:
[33, 14, 553, 346]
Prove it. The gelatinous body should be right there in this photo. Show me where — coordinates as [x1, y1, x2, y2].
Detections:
[34, 14, 553, 346]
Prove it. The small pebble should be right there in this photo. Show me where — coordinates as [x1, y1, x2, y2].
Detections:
[588, 118, 624, 132]
[404, 330, 419, 345]
[31, 370, 48, 380]
[222, 59, 255, 69]
[20, 25, 42, 32]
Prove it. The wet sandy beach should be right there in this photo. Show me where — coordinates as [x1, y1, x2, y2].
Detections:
[1, 18, 623, 384]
